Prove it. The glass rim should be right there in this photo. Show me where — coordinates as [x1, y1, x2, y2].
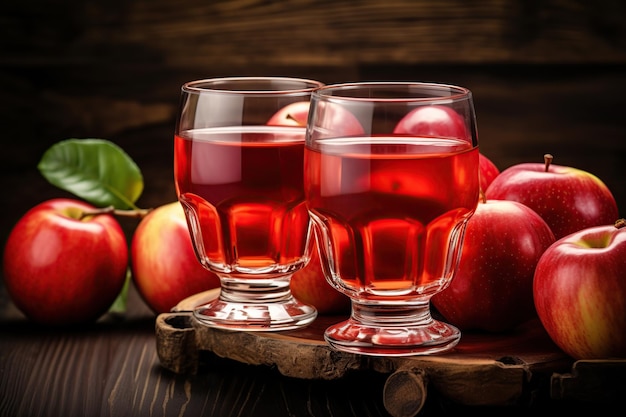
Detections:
[181, 76, 325, 96]
[312, 81, 472, 103]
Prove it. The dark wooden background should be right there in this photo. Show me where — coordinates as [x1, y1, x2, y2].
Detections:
[1, 1, 625, 415]
[2, 0, 626, 243]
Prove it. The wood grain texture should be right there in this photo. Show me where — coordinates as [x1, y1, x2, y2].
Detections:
[3, 0, 625, 68]
[0, 286, 394, 417]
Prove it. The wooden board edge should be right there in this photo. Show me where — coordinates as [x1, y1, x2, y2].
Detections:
[550, 359, 626, 402]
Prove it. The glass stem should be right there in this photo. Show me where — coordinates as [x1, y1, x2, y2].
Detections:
[218, 275, 294, 304]
[351, 299, 435, 327]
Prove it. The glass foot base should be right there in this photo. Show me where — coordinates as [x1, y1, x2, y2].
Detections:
[193, 296, 317, 331]
[324, 317, 460, 356]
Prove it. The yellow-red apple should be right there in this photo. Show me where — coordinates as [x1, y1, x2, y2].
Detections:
[290, 246, 350, 315]
[130, 202, 220, 314]
[533, 221, 626, 359]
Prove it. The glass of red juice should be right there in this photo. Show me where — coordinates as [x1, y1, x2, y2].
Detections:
[174, 77, 324, 331]
[305, 82, 480, 355]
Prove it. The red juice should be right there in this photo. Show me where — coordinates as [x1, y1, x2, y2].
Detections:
[305, 137, 479, 300]
[175, 126, 309, 275]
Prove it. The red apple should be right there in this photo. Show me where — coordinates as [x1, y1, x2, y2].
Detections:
[131, 202, 220, 314]
[2, 198, 128, 326]
[393, 105, 468, 139]
[533, 221, 626, 359]
[290, 245, 351, 315]
[310, 101, 366, 137]
[485, 154, 619, 240]
[432, 199, 555, 333]
[392, 104, 496, 192]
[266, 101, 311, 126]
[268, 100, 366, 137]
[479, 153, 500, 193]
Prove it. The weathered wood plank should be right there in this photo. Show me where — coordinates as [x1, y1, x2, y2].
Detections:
[157, 289, 573, 413]
[2, 0, 625, 69]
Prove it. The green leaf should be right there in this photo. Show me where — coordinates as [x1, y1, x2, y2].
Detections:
[108, 268, 131, 316]
[38, 138, 143, 209]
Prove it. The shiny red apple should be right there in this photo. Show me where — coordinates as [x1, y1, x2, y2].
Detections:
[479, 153, 500, 193]
[2, 198, 128, 326]
[131, 202, 220, 314]
[393, 105, 468, 139]
[533, 220, 626, 359]
[290, 245, 351, 315]
[432, 199, 555, 333]
[266, 101, 311, 126]
[485, 154, 619, 240]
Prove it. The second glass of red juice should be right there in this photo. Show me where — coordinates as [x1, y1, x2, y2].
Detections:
[305, 81, 480, 355]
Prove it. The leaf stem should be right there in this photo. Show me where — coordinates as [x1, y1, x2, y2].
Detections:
[79, 205, 152, 220]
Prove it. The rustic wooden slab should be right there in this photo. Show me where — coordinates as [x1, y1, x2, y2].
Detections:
[155, 289, 590, 416]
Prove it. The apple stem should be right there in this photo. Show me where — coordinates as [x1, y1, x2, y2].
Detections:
[79, 206, 153, 220]
[543, 154, 553, 172]
[615, 219, 626, 229]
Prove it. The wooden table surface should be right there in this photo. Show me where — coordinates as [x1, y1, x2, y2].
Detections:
[0, 281, 621, 417]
